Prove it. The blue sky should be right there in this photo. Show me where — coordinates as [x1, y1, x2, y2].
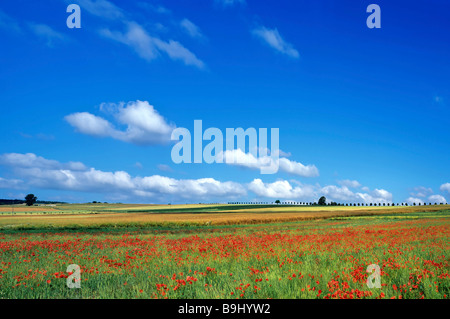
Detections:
[0, 0, 449, 204]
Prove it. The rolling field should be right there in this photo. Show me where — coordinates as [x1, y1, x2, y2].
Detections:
[0, 204, 449, 299]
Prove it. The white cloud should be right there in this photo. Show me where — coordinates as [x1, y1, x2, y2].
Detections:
[100, 21, 205, 68]
[433, 96, 445, 107]
[157, 164, 173, 172]
[0, 153, 246, 202]
[136, 2, 171, 15]
[0, 177, 24, 189]
[248, 179, 392, 203]
[65, 112, 116, 138]
[219, 149, 319, 177]
[0, 153, 400, 204]
[411, 186, 433, 198]
[252, 26, 299, 58]
[77, 0, 124, 20]
[440, 183, 450, 193]
[65, 100, 175, 145]
[371, 189, 393, 201]
[428, 194, 447, 204]
[99, 22, 160, 61]
[180, 19, 204, 39]
[215, 0, 245, 7]
[0, 153, 86, 171]
[321, 185, 358, 201]
[338, 180, 361, 188]
[28, 23, 65, 46]
[0, 9, 21, 33]
[136, 176, 245, 199]
[405, 197, 424, 205]
[75, 1, 204, 68]
[248, 179, 315, 199]
[278, 158, 319, 177]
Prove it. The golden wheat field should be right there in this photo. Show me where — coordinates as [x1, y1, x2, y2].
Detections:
[0, 203, 448, 228]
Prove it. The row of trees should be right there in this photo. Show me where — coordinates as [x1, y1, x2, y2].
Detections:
[228, 196, 447, 206]
[228, 201, 446, 206]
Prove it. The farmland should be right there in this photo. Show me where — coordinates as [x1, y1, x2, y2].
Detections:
[0, 204, 449, 299]
[0, 203, 449, 229]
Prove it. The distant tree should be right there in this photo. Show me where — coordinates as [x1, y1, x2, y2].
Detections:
[25, 194, 37, 206]
[318, 196, 326, 206]
[275, 200, 281, 204]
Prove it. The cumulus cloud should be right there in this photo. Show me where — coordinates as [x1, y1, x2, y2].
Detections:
[219, 149, 319, 177]
[0, 153, 86, 171]
[248, 179, 392, 203]
[65, 112, 116, 138]
[248, 179, 315, 199]
[252, 26, 299, 58]
[100, 21, 205, 68]
[405, 197, 424, 205]
[411, 186, 433, 198]
[65, 100, 175, 145]
[0, 152, 399, 204]
[338, 179, 361, 188]
[440, 183, 450, 193]
[428, 194, 447, 204]
[321, 185, 359, 202]
[0, 177, 24, 189]
[0, 153, 246, 202]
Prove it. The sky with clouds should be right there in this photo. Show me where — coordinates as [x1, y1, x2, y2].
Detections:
[0, 0, 449, 204]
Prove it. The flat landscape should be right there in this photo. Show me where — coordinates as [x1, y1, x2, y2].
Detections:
[0, 204, 449, 299]
[1, 203, 449, 229]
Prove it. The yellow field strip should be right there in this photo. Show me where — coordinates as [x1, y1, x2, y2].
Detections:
[0, 205, 448, 227]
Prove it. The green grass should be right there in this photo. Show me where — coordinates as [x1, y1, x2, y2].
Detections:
[0, 212, 448, 299]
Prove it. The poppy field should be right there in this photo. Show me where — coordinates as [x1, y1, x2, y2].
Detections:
[0, 211, 449, 299]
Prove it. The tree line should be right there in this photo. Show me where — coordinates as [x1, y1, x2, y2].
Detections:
[228, 196, 447, 206]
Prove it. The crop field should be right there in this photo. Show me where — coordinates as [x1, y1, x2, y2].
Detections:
[0, 203, 449, 229]
[0, 205, 449, 299]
